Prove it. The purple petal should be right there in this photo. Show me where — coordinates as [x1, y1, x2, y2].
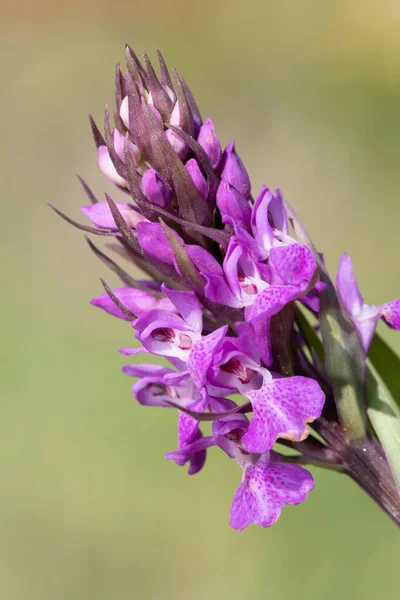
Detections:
[216, 181, 251, 230]
[250, 185, 275, 257]
[91, 287, 174, 320]
[188, 326, 228, 389]
[223, 237, 267, 307]
[98, 146, 128, 188]
[197, 118, 221, 170]
[229, 455, 314, 530]
[141, 168, 173, 207]
[161, 286, 203, 332]
[185, 158, 208, 201]
[220, 141, 251, 199]
[336, 252, 364, 316]
[165, 127, 188, 160]
[203, 272, 242, 308]
[122, 364, 174, 378]
[382, 299, 400, 330]
[134, 309, 201, 360]
[246, 285, 299, 321]
[113, 128, 142, 166]
[269, 243, 316, 288]
[165, 431, 215, 475]
[81, 202, 146, 231]
[242, 375, 325, 452]
[185, 245, 223, 274]
[136, 221, 184, 265]
[119, 347, 150, 356]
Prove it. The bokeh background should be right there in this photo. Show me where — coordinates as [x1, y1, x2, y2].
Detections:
[2, 1, 400, 598]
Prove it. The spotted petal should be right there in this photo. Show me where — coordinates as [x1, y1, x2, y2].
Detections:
[229, 455, 314, 530]
[242, 374, 325, 453]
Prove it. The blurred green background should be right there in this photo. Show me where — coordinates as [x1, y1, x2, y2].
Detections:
[2, 1, 400, 598]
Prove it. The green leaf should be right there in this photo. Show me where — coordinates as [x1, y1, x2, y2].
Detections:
[367, 369, 400, 493]
[369, 333, 400, 412]
[318, 276, 367, 440]
[286, 201, 367, 440]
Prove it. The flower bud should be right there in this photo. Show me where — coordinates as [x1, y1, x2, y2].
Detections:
[120, 95, 129, 129]
[165, 100, 188, 160]
[197, 118, 221, 170]
[98, 129, 142, 188]
[165, 128, 188, 160]
[98, 146, 128, 188]
[216, 180, 251, 230]
[81, 202, 147, 230]
[113, 129, 142, 166]
[120, 95, 162, 130]
[141, 168, 173, 208]
[185, 158, 208, 201]
[220, 141, 251, 199]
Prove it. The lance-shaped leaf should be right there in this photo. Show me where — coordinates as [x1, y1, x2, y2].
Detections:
[48, 204, 118, 236]
[77, 175, 98, 204]
[125, 45, 146, 91]
[145, 104, 211, 226]
[143, 51, 173, 121]
[104, 105, 128, 181]
[157, 49, 174, 91]
[126, 71, 152, 160]
[172, 67, 194, 136]
[286, 201, 367, 440]
[104, 194, 141, 252]
[100, 278, 137, 320]
[367, 368, 400, 493]
[165, 399, 251, 421]
[181, 76, 202, 129]
[369, 333, 400, 412]
[89, 115, 106, 149]
[160, 219, 204, 292]
[85, 237, 163, 296]
[106, 242, 181, 289]
[115, 62, 126, 114]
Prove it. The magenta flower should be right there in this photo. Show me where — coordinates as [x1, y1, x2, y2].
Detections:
[336, 252, 400, 352]
[230, 453, 314, 530]
[52, 46, 400, 531]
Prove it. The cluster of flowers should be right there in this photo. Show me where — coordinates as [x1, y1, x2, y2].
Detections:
[54, 47, 400, 530]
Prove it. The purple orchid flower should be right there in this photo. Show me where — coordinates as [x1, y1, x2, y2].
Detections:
[134, 287, 203, 361]
[229, 451, 314, 530]
[166, 414, 314, 529]
[336, 252, 400, 353]
[188, 326, 325, 453]
[223, 236, 269, 308]
[54, 46, 400, 532]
